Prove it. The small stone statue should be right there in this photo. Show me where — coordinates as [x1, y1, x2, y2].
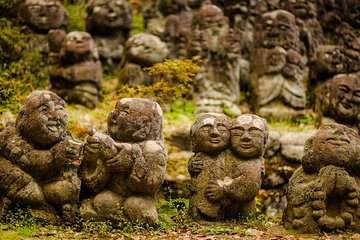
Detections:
[80, 98, 167, 225]
[188, 113, 268, 221]
[251, 10, 306, 119]
[17, 0, 67, 54]
[315, 73, 360, 134]
[190, 4, 242, 115]
[49, 31, 102, 109]
[85, 0, 132, 69]
[118, 33, 168, 87]
[0, 91, 82, 223]
[283, 124, 360, 233]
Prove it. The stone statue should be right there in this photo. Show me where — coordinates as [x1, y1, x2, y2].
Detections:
[188, 113, 268, 221]
[85, 0, 132, 69]
[283, 124, 360, 233]
[49, 31, 102, 109]
[190, 4, 242, 115]
[80, 98, 167, 225]
[118, 33, 168, 87]
[17, 0, 67, 54]
[313, 0, 360, 81]
[163, 14, 191, 59]
[213, 0, 255, 91]
[251, 10, 306, 119]
[0, 91, 82, 223]
[279, 0, 324, 66]
[315, 73, 360, 134]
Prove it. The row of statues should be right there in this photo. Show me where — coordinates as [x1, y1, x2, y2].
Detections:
[1, 90, 360, 233]
[16, 0, 360, 134]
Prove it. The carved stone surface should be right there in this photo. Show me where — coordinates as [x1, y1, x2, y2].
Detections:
[316, 72, 360, 133]
[190, 4, 242, 115]
[251, 10, 306, 119]
[283, 124, 360, 233]
[0, 91, 82, 223]
[119, 33, 168, 87]
[188, 113, 268, 221]
[314, 0, 360, 81]
[17, 0, 67, 54]
[279, 0, 324, 49]
[85, 0, 132, 68]
[80, 98, 167, 225]
[49, 31, 102, 109]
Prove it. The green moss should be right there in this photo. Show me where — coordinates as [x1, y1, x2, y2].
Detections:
[0, 18, 27, 65]
[117, 56, 201, 107]
[0, 18, 49, 114]
[64, 3, 86, 32]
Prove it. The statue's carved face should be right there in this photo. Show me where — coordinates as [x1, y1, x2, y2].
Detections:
[108, 98, 162, 142]
[86, 0, 131, 29]
[259, 10, 299, 50]
[230, 114, 268, 159]
[280, 0, 317, 19]
[197, 5, 229, 51]
[63, 31, 93, 55]
[16, 91, 67, 148]
[126, 33, 168, 67]
[333, 76, 360, 121]
[19, 0, 66, 31]
[311, 124, 358, 167]
[191, 114, 230, 154]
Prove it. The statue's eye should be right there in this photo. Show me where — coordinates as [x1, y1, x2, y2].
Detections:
[47, 5, 58, 13]
[279, 24, 289, 31]
[231, 128, 244, 136]
[354, 91, 360, 99]
[338, 85, 350, 93]
[200, 126, 211, 133]
[28, 5, 42, 12]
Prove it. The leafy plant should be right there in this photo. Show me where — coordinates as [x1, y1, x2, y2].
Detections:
[117, 56, 201, 106]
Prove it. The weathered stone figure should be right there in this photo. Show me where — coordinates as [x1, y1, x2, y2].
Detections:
[80, 98, 167, 225]
[251, 10, 306, 119]
[119, 33, 168, 87]
[314, 0, 360, 81]
[163, 14, 191, 59]
[17, 0, 67, 54]
[279, 0, 324, 53]
[49, 31, 102, 109]
[188, 113, 268, 221]
[284, 124, 360, 233]
[0, 91, 82, 223]
[85, 0, 132, 69]
[188, 113, 231, 220]
[316, 73, 360, 134]
[190, 4, 242, 115]
[213, 0, 255, 90]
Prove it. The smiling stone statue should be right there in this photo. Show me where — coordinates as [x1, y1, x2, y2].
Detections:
[0, 91, 82, 223]
[188, 113, 268, 221]
[284, 124, 360, 233]
[316, 72, 360, 134]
